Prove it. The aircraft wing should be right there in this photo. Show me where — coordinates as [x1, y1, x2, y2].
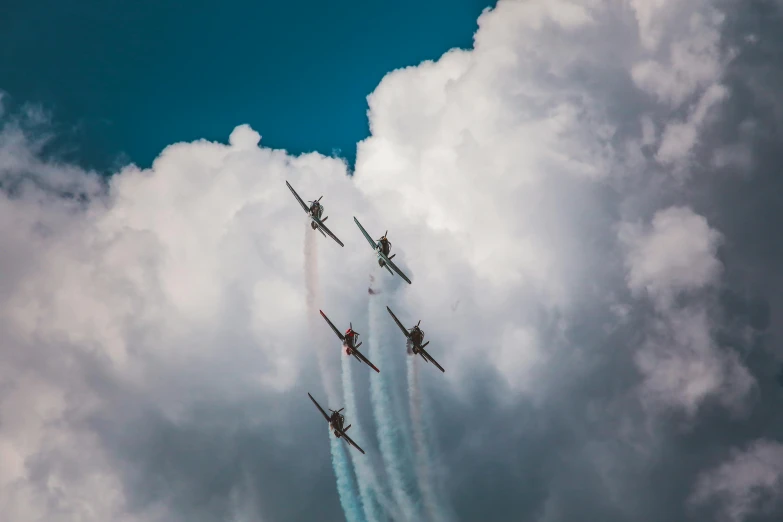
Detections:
[382, 254, 412, 285]
[319, 310, 345, 342]
[353, 348, 380, 373]
[386, 307, 411, 339]
[314, 218, 344, 247]
[286, 181, 310, 213]
[419, 347, 445, 373]
[308, 393, 331, 422]
[340, 431, 366, 454]
[353, 217, 378, 250]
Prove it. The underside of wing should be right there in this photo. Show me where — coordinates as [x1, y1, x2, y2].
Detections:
[308, 393, 332, 422]
[386, 306, 411, 338]
[315, 219, 344, 247]
[420, 348, 445, 373]
[341, 432, 366, 454]
[353, 217, 378, 250]
[384, 256, 412, 284]
[286, 181, 310, 213]
[319, 310, 344, 342]
[354, 349, 380, 373]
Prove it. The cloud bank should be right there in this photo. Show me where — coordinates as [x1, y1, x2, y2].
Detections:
[1, 0, 783, 521]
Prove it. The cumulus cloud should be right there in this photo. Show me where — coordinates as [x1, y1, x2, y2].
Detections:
[691, 439, 783, 521]
[620, 206, 753, 415]
[620, 206, 723, 305]
[1, 0, 782, 521]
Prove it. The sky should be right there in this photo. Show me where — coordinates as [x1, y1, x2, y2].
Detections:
[2, 1, 783, 522]
[0, 0, 492, 171]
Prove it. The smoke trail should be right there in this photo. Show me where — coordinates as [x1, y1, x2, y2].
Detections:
[367, 283, 422, 522]
[330, 428, 365, 522]
[341, 351, 396, 522]
[407, 356, 450, 522]
[305, 223, 364, 522]
[304, 223, 339, 404]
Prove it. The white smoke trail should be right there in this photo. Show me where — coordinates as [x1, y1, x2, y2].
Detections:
[341, 350, 398, 522]
[407, 355, 450, 522]
[304, 223, 339, 404]
[305, 223, 364, 522]
[330, 428, 365, 522]
[367, 283, 423, 522]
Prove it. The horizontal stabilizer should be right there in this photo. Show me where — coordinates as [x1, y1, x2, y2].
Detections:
[421, 341, 429, 349]
[344, 425, 351, 432]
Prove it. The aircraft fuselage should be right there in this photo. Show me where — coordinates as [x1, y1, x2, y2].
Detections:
[330, 414, 344, 435]
[407, 330, 425, 355]
[343, 332, 359, 354]
[309, 203, 324, 229]
[376, 245, 391, 267]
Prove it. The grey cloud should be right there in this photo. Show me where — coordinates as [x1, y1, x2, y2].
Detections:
[2, 1, 783, 522]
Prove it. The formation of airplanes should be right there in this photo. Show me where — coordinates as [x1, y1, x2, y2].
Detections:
[287, 181, 444, 455]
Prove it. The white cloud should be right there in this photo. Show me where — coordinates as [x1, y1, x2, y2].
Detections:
[691, 440, 783, 521]
[0, 0, 757, 519]
[630, 6, 726, 106]
[619, 206, 723, 305]
[620, 206, 753, 415]
[634, 305, 754, 416]
[656, 83, 729, 166]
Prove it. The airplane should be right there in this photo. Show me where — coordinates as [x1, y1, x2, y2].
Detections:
[353, 217, 412, 284]
[319, 310, 380, 373]
[308, 393, 365, 454]
[386, 306, 445, 373]
[286, 181, 344, 247]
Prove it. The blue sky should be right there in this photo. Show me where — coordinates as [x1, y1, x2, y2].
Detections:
[0, 0, 494, 171]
